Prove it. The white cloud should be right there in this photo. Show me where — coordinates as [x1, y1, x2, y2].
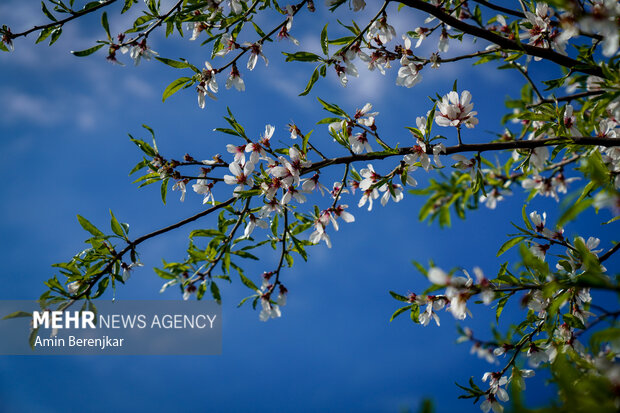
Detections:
[0, 90, 63, 125]
[0, 88, 100, 131]
[122, 75, 157, 99]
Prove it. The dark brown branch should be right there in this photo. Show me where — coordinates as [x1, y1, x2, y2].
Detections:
[196, 197, 251, 280]
[217, 0, 308, 74]
[268, 208, 289, 294]
[600, 242, 620, 263]
[574, 310, 620, 338]
[341, 1, 389, 54]
[513, 63, 544, 101]
[6, 0, 118, 39]
[471, 0, 525, 18]
[527, 90, 606, 108]
[498, 320, 544, 377]
[394, 0, 605, 78]
[302, 136, 620, 175]
[471, 0, 602, 40]
[119, 0, 184, 47]
[73, 196, 237, 299]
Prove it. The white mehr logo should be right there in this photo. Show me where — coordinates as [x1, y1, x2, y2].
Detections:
[32, 311, 96, 329]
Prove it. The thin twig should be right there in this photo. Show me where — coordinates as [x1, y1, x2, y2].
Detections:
[72, 196, 237, 299]
[394, 0, 605, 78]
[6, 0, 118, 39]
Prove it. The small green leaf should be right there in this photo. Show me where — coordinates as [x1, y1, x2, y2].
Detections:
[155, 57, 192, 69]
[71, 43, 105, 57]
[210, 281, 221, 304]
[497, 236, 527, 257]
[41, 2, 57, 21]
[130, 137, 157, 157]
[522, 205, 533, 231]
[390, 305, 410, 322]
[282, 51, 321, 62]
[29, 327, 40, 350]
[162, 77, 192, 102]
[239, 273, 258, 291]
[77, 215, 105, 237]
[299, 66, 320, 96]
[389, 291, 409, 302]
[495, 296, 508, 322]
[109, 210, 125, 238]
[190, 229, 223, 238]
[122, 0, 136, 13]
[2, 311, 32, 320]
[101, 11, 111, 40]
[197, 281, 207, 300]
[49, 28, 62, 45]
[36, 27, 54, 44]
[320, 24, 329, 55]
[160, 178, 168, 204]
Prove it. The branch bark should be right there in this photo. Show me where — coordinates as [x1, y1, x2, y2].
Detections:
[303, 136, 619, 174]
[7, 0, 118, 39]
[394, 0, 605, 78]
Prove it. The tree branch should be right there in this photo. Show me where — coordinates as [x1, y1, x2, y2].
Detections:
[526, 90, 606, 108]
[394, 0, 605, 78]
[600, 242, 620, 263]
[6, 0, 118, 40]
[302, 136, 620, 175]
[471, 0, 525, 19]
[73, 196, 237, 299]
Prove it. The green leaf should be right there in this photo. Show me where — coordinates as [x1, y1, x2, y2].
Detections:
[77, 215, 105, 237]
[320, 24, 329, 55]
[239, 272, 259, 291]
[210, 281, 221, 304]
[590, 328, 620, 353]
[109, 210, 125, 238]
[231, 250, 259, 260]
[41, 2, 57, 21]
[197, 281, 207, 300]
[389, 291, 409, 302]
[36, 27, 54, 44]
[29, 327, 40, 350]
[251, 22, 267, 38]
[577, 181, 597, 203]
[91, 277, 109, 299]
[302, 130, 313, 153]
[495, 296, 508, 322]
[190, 229, 224, 238]
[390, 305, 411, 322]
[522, 205, 533, 231]
[71, 43, 105, 57]
[299, 66, 320, 96]
[558, 197, 593, 227]
[316, 97, 346, 116]
[130, 137, 157, 157]
[282, 51, 321, 62]
[153, 268, 176, 280]
[497, 236, 527, 257]
[2, 311, 32, 320]
[155, 57, 192, 69]
[49, 28, 62, 45]
[162, 77, 192, 102]
[122, 0, 136, 13]
[160, 178, 168, 204]
[410, 305, 420, 323]
[101, 11, 111, 40]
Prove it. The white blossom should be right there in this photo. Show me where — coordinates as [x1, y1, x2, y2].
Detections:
[435, 90, 479, 129]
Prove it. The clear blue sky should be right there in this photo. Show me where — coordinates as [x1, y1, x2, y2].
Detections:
[0, 1, 617, 412]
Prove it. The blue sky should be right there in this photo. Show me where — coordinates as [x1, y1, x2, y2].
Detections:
[0, 1, 618, 412]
